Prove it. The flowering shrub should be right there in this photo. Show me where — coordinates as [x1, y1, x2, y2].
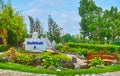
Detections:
[41, 56, 60, 68]
[1, 50, 70, 68]
[15, 53, 32, 65]
[5, 47, 17, 62]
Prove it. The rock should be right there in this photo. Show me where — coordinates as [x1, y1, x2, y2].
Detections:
[96, 65, 104, 68]
[113, 59, 119, 64]
[0, 57, 8, 62]
[46, 48, 54, 52]
[35, 65, 43, 69]
[75, 74, 79, 76]
[50, 51, 59, 55]
[32, 58, 42, 66]
[56, 69, 61, 72]
[32, 58, 38, 63]
[60, 60, 67, 64]
[59, 43, 63, 46]
[72, 56, 77, 63]
[79, 54, 85, 60]
[73, 63, 80, 69]
[61, 61, 74, 69]
[91, 74, 96, 76]
[48, 65, 55, 70]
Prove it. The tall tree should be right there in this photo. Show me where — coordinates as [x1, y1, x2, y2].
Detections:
[78, 0, 89, 42]
[61, 33, 80, 43]
[0, 0, 4, 10]
[103, 6, 120, 43]
[28, 16, 35, 34]
[28, 16, 43, 38]
[0, 0, 27, 46]
[35, 18, 43, 38]
[79, 0, 102, 44]
[79, 0, 120, 44]
[0, 0, 7, 45]
[47, 15, 62, 43]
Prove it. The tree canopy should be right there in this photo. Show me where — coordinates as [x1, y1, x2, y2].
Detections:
[28, 16, 43, 38]
[47, 15, 63, 43]
[79, 0, 120, 44]
[0, 0, 27, 47]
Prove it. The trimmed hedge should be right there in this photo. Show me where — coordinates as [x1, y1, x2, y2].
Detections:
[67, 43, 120, 53]
[55, 44, 89, 56]
[55, 42, 120, 53]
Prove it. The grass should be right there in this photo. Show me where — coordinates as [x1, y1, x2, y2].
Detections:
[16, 49, 29, 53]
[0, 62, 120, 75]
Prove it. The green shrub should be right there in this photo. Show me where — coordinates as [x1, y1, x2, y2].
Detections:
[37, 51, 70, 61]
[0, 45, 7, 52]
[113, 41, 120, 45]
[16, 49, 28, 53]
[73, 48, 81, 54]
[15, 53, 32, 65]
[55, 44, 63, 51]
[0, 53, 7, 62]
[89, 57, 104, 67]
[66, 43, 120, 53]
[80, 48, 88, 56]
[14, 51, 70, 66]
[53, 53, 70, 61]
[41, 56, 60, 68]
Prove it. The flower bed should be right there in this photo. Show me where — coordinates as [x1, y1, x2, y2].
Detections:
[0, 47, 71, 69]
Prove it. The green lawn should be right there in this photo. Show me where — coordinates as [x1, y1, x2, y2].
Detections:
[0, 62, 120, 75]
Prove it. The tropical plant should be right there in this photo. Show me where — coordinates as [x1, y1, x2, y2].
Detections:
[89, 57, 104, 67]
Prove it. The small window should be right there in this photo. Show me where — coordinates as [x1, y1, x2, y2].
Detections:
[34, 46, 36, 49]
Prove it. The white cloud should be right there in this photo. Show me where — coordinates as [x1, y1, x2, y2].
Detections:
[26, 8, 50, 17]
[23, 0, 80, 35]
[26, 8, 40, 16]
[55, 12, 80, 35]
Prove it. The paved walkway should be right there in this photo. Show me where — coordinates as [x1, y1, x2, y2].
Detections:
[0, 69, 55, 76]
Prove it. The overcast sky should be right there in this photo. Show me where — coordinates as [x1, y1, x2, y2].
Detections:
[11, 0, 120, 35]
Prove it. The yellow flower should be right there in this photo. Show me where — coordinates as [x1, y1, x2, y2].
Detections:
[43, 59, 45, 61]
